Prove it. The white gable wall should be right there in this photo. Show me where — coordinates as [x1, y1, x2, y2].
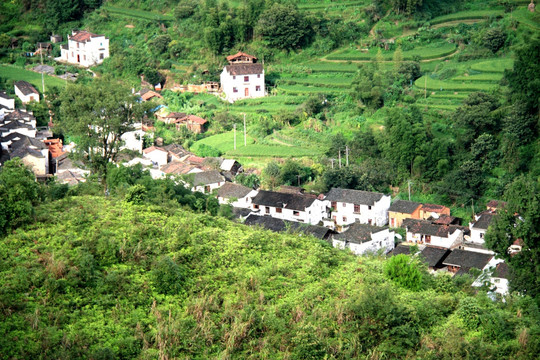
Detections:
[332, 229, 395, 256]
[220, 69, 265, 102]
[325, 195, 390, 227]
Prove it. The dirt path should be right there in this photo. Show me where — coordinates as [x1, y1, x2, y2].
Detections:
[431, 19, 485, 29]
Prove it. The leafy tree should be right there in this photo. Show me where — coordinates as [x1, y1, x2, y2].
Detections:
[505, 35, 540, 116]
[483, 28, 507, 53]
[262, 161, 281, 190]
[234, 173, 260, 188]
[390, 0, 423, 15]
[485, 176, 540, 302]
[353, 63, 385, 109]
[384, 254, 425, 291]
[57, 78, 150, 179]
[255, 4, 311, 50]
[453, 92, 500, 149]
[149, 34, 171, 55]
[151, 256, 185, 295]
[0, 159, 40, 235]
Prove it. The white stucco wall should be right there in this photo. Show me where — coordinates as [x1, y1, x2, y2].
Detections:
[332, 229, 395, 256]
[193, 181, 225, 194]
[14, 86, 39, 104]
[325, 195, 390, 227]
[61, 35, 109, 67]
[252, 199, 326, 225]
[218, 189, 258, 208]
[220, 69, 265, 102]
[143, 149, 168, 166]
[406, 229, 463, 249]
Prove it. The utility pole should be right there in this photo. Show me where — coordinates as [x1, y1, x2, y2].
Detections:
[338, 150, 342, 168]
[471, 199, 475, 217]
[424, 75, 427, 99]
[233, 123, 237, 150]
[408, 180, 412, 201]
[243, 113, 247, 146]
[40, 44, 45, 94]
[345, 145, 349, 166]
[297, 175, 301, 187]
[330, 158, 335, 169]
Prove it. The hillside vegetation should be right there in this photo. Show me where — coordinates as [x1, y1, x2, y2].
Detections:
[1, 195, 539, 359]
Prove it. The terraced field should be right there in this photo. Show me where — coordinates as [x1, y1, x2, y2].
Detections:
[414, 58, 513, 111]
[0, 65, 67, 90]
[326, 41, 457, 61]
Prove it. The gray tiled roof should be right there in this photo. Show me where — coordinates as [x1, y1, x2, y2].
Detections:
[389, 200, 421, 214]
[191, 170, 225, 186]
[244, 214, 331, 239]
[443, 249, 493, 273]
[225, 63, 263, 75]
[14, 81, 39, 95]
[217, 182, 253, 199]
[251, 190, 317, 211]
[325, 188, 384, 206]
[472, 212, 496, 230]
[420, 246, 451, 267]
[333, 223, 388, 244]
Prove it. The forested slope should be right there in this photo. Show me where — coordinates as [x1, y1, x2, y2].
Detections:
[1, 196, 539, 359]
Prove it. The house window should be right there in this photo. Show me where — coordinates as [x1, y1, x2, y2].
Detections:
[253, 204, 259, 209]
[204, 185, 210, 193]
[244, 76, 249, 82]
[480, 233, 484, 239]
[233, 87, 238, 93]
[257, 74, 261, 78]
[343, 216, 347, 222]
[256, 85, 261, 91]
[83, 55, 86, 60]
[368, 205, 372, 210]
[342, 202, 347, 207]
[100, 53, 104, 60]
[368, 219, 372, 225]
[77, 43, 79, 48]
[265, 206, 270, 214]
[233, 76, 236, 80]
[331, 201, 337, 210]
[276, 208, 282, 213]
[354, 204, 360, 213]
[425, 235, 431, 243]
[293, 211, 300, 216]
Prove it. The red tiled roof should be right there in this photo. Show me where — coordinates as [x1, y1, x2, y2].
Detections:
[186, 155, 204, 165]
[43, 138, 65, 158]
[141, 90, 163, 101]
[226, 52, 257, 61]
[186, 115, 207, 125]
[143, 146, 167, 154]
[70, 30, 100, 42]
[422, 203, 450, 213]
[161, 161, 200, 175]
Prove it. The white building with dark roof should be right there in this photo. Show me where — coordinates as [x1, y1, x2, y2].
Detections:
[217, 182, 258, 208]
[332, 223, 395, 256]
[244, 214, 332, 240]
[323, 188, 391, 228]
[251, 190, 327, 225]
[14, 81, 39, 104]
[220, 52, 265, 102]
[59, 30, 109, 67]
[0, 91, 15, 117]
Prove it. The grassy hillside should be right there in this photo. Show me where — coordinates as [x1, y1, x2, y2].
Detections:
[1, 195, 539, 359]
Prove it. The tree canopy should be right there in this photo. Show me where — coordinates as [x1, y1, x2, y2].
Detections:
[57, 78, 150, 179]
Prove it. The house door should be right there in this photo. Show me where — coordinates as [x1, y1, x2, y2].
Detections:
[244, 88, 249, 97]
[204, 185, 210, 193]
[77, 54, 80, 63]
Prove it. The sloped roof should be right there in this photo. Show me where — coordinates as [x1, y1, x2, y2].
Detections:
[11, 136, 46, 150]
[217, 182, 253, 199]
[4, 109, 35, 121]
[389, 200, 421, 214]
[252, 190, 317, 211]
[443, 249, 493, 273]
[225, 63, 263, 76]
[161, 161, 200, 175]
[191, 170, 225, 186]
[333, 223, 388, 244]
[487, 200, 507, 210]
[244, 214, 331, 239]
[10, 146, 44, 159]
[165, 112, 186, 119]
[186, 115, 207, 125]
[0, 132, 30, 143]
[431, 214, 458, 225]
[220, 159, 237, 171]
[70, 30, 103, 42]
[420, 246, 451, 267]
[0, 91, 12, 100]
[421, 203, 450, 213]
[14, 81, 39, 96]
[325, 188, 385, 206]
[140, 90, 163, 101]
[162, 143, 190, 157]
[402, 218, 466, 238]
[493, 262, 509, 279]
[472, 212, 496, 230]
[143, 146, 167, 154]
[226, 52, 257, 61]
[390, 244, 412, 256]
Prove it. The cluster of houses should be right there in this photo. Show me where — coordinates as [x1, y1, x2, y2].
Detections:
[183, 173, 512, 297]
[0, 86, 89, 184]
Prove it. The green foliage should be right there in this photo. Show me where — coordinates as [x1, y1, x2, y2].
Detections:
[194, 143, 222, 157]
[384, 254, 425, 291]
[151, 255, 186, 295]
[234, 173, 260, 188]
[0, 159, 40, 235]
[256, 3, 311, 50]
[483, 27, 507, 53]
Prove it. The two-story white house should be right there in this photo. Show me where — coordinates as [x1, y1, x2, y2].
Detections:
[217, 182, 258, 208]
[251, 190, 327, 225]
[468, 212, 496, 246]
[220, 52, 265, 102]
[402, 218, 466, 249]
[59, 30, 109, 67]
[332, 223, 395, 256]
[14, 81, 40, 104]
[323, 188, 391, 229]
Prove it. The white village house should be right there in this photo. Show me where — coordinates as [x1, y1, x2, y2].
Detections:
[332, 223, 395, 256]
[251, 190, 327, 225]
[323, 188, 391, 229]
[402, 218, 466, 249]
[220, 52, 265, 102]
[59, 30, 109, 67]
[187, 170, 226, 194]
[217, 182, 258, 208]
[14, 81, 39, 104]
[142, 146, 168, 167]
[0, 91, 15, 118]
